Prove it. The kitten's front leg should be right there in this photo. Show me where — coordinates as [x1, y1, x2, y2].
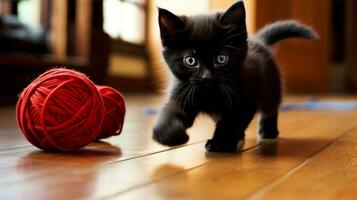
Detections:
[153, 101, 197, 146]
[206, 109, 256, 152]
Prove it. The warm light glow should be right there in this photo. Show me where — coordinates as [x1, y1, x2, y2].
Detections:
[17, 0, 41, 27]
[103, 0, 145, 44]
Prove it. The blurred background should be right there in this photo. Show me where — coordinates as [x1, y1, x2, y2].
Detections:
[0, 0, 355, 104]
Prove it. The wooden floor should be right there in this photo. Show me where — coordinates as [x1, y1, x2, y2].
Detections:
[1, 94, 357, 200]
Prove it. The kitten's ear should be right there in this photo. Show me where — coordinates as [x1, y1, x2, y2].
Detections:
[219, 1, 246, 27]
[158, 8, 185, 37]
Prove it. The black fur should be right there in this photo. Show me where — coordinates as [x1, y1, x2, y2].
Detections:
[153, 1, 317, 152]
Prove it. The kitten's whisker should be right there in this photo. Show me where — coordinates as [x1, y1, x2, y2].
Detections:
[220, 84, 233, 109]
[223, 45, 243, 50]
[186, 86, 193, 107]
[219, 85, 226, 107]
[182, 86, 192, 110]
[224, 78, 240, 87]
[225, 82, 242, 110]
[226, 84, 239, 102]
[175, 83, 191, 107]
[182, 85, 192, 104]
[181, 84, 195, 110]
[224, 82, 239, 109]
[179, 89, 188, 109]
[223, 80, 241, 97]
[225, 84, 237, 95]
[225, 75, 242, 81]
[223, 81, 237, 94]
[227, 88, 234, 109]
[189, 87, 196, 106]
[174, 85, 184, 102]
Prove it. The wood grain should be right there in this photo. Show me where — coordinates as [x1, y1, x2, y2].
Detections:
[0, 95, 243, 200]
[116, 112, 357, 200]
[248, 127, 357, 200]
[1, 95, 357, 200]
[0, 97, 301, 199]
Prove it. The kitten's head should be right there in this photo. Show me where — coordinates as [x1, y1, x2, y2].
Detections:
[158, 1, 247, 91]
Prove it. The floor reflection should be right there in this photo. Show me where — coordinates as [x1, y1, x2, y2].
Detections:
[11, 142, 122, 200]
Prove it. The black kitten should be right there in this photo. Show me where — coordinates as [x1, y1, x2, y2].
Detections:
[153, 1, 318, 152]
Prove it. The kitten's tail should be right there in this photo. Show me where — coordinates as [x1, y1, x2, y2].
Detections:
[254, 20, 319, 46]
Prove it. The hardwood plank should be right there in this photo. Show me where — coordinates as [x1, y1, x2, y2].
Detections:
[0, 95, 218, 185]
[1, 95, 357, 200]
[0, 109, 309, 200]
[0, 111, 317, 199]
[247, 127, 357, 200]
[0, 95, 217, 199]
[114, 112, 357, 200]
[0, 139, 258, 200]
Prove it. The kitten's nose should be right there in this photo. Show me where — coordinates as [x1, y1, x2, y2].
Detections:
[201, 69, 212, 80]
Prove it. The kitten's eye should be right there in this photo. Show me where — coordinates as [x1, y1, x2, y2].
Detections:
[183, 56, 198, 68]
[215, 54, 229, 67]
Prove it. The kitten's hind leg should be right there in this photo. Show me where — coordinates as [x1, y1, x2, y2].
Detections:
[258, 111, 279, 143]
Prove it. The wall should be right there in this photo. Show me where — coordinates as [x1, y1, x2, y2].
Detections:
[108, 53, 147, 78]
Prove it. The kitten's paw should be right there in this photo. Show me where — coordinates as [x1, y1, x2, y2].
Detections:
[258, 129, 279, 140]
[258, 130, 279, 144]
[205, 139, 239, 153]
[153, 119, 189, 146]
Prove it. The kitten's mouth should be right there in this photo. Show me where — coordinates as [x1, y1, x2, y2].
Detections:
[191, 79, 219, 91]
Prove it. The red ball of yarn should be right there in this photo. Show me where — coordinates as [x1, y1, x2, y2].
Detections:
[96, 86, 126, 139]
[16, 68, 104, 152]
